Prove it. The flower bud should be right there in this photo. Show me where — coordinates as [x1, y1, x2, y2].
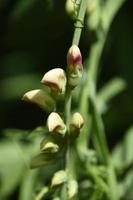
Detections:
[70, 112, 84, 129]
[67, 45, 83, 88]
[87, 0, 100, 31]
[47, 112, 66, 135]
[51, 170, 67, 187]
[70, 112, 84, 136]
[86, 0, 97, 15]
[68, 179, 78, 199]
[22, 89, 55, 112]
[41, 68, 67, 94]
[41, 142, 59, 153]
[67, 45, 82, 67]
[65, 0, 74, 16]
[40, 137, 59, 153]
[53, 198, 60, 200]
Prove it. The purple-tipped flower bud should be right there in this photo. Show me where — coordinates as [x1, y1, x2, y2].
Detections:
[41, 68, 67, 94]
[47, 112, 66, 135]
[67, 45, 82, 67]
[22, 89, 55, 112]
[70, 112, 84, 136]
[67, 45, 83, 88]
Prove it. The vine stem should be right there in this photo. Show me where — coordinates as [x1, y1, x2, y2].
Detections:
[64, 0, 126, 199]
[77, 28, 118, 200]
[64, 0, 88, 179]
[78, 33, 106, 153]
[77, 0, 126, 198]
[72, 0, 88, 46]
[78, 0, 126, 160]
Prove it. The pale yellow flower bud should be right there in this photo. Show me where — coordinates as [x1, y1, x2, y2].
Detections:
[87, 0, 100, 30]
[22, 89, 55, 112]
[41, 68, 67, 94]
[40, 137, 59, 153]
[68, 179, 78, 199]
[47, 112, 66, 135]
[65, 0, 74, 15]
[41, 142, 59, 153]
[51, 170, 67, 187]
[70, 112, 84, 129]
[70, 112, 84, 136]
[86, 0, 97, 15]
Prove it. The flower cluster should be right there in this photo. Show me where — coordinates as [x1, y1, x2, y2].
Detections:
[22, 45, 84, 167]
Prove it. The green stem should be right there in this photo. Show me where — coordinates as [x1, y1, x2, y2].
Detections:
[77, 33, 106, 155]
[87, 166, 109, 195]
[91, 98, 118, 200]
[64, 88, 72, 127]
[91, 97, 109, 165]
[78, 0, 126, 152]
[78, 0, 125, 152]
[77, 1, 126, 198]
[72, 0, 88, 46]
[64, 0, 88, 178]
[107, 164, 119, 200]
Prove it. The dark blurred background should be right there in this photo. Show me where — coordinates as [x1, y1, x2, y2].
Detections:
[0, 0, 133, 147]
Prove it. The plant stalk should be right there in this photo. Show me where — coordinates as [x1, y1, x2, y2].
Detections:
[72, 0, 88, 46]
[64, 0, 88, 180]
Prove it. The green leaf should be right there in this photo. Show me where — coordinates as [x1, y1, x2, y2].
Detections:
[112, 126, 133, 168]
[97, 78, 126, 114]
[102, 0, 126, 30]
[30, 153, 60, 169]
[0, 141, 26, 199]
[19, 170, 37, 200]
[119, 170, 133, 199]
[0, 127, 46, 198]
[112, 127, 133, 198]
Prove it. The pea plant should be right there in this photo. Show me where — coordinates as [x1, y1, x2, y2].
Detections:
[1, 0, 133, 200]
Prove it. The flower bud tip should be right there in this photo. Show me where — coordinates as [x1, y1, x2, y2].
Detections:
[70, 112, 84, 130]
[47, 112, 66, 135]
[41, 68, 66, 94]
[22, 89, 55, 112]
[67, 45, 82, 67]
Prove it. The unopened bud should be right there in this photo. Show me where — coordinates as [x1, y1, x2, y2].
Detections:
[41, 68, 67, 94]
[22, 89, 55, 112]
[53, 198, 60, 200]
[86, 0, 97, 15]
[67, 45, 82, 67]
[51, 170, 67, 187]
[70, 112, 84, 136]
[65, 0, 74, 16]
[87, 0, 100, 30]
[67, 45, 83, 88]
[70, 112, 84, 129]
[47, 112, 66, 135]
[40, 138, 59, 153]
[68, 179, 78, 199]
